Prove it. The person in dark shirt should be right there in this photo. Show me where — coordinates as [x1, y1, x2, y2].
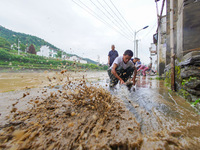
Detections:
[108, 45, 119, 67]
[136, 58, 141, 69]
[131, 57, 139, 65]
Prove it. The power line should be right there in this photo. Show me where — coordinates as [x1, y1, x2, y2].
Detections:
[102, 0, 134, 34]
[95, 0, 133, 38]
[89, 0, 132, 39]
[71, 0, 133, 41]
[109, 0, 134, 33]
[72, 0, 133, 41]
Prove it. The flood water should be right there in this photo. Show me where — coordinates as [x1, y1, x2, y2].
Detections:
[0, 71, 200, 149]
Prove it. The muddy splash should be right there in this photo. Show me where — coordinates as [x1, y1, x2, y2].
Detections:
[0, 71, 200, 149]
[0, 72, 143, 149]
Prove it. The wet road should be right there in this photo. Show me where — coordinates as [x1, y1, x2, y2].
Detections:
[109, 76, 200, 148]
[84, 72, 200, 147]
[0, 72, 200, 149]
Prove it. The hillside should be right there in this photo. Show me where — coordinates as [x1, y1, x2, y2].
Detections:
[0, 25, 58, 52]
[0, 37, 108, 71]
[0, 25, 97, 64]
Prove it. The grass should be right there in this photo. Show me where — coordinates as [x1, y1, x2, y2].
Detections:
[191, 98, 200, 107]
[149, 76, 164, 80]
[155, 76, 164, 80]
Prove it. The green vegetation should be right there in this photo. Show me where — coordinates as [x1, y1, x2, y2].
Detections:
[56, 51, 62, 58]
[0, 25, 98, 64]
[0, 25, 57, 52]
[165, 67, 192, 100]
[182, 77, 197, 86]
[191, 98, 200, 107]
[155, 76, 164, 80]
[0, 25, 103, 71]
[149, 77, 164, 80]
[164, 70, 171, 87]
[0, 37, 11, 50]
[175, 66, 181, 82]
[0, 48, 107, 71]
[178, 89, 190, 100]
[164, 66, 200, 111]
[165, 66, 181, 87]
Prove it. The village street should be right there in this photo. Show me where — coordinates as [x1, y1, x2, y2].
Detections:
[0, 71, 199, 149]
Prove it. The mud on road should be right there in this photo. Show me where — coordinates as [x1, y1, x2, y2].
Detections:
[0, 71, 200, 149]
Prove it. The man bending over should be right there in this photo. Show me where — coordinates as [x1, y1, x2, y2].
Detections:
[107, 50, 137, 88]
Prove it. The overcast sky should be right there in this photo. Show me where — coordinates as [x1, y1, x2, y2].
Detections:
[0, 0, 164, 64]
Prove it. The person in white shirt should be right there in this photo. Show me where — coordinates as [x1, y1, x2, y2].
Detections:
[107, 50, 137, 87]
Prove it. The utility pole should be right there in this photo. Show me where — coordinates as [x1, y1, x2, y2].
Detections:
[170, 0, 175, 91]
[134, 26, 149, 58]
[136, 40, 139, 57]
[134, 31, 136, 57]
[97, 55, 100, 65]
[18, 39, 20, 55]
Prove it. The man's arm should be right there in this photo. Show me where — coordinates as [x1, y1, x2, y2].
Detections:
[108, 56, 110, 66]
[111, 63, 124, 84]
[132, 66, 137, 85]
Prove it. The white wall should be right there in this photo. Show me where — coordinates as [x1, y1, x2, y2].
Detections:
[37, 45, 50, 57]
[37, 45, 58, 58]
[79, 60, 87, 64]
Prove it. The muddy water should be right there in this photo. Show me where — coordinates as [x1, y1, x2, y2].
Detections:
[0, 71, 106, 92]
[0, 71, 200, 149]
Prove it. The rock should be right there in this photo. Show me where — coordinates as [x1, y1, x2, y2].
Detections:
[196, 103, 200, 110]
[164, 64, 171, 73]
[178, 54, 200, 66]
[185, 80, 200, 89]
[183, 51, 200, 60]
[180, 66, 200, 79]
[175, 81, 182, 91]
[185, 88, 200, 96]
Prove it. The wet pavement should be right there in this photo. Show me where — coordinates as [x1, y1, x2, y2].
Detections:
[112, 76, 200, 134]
[0, 71, 200, 149]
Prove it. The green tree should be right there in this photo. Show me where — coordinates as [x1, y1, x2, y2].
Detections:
[56, 50, 62, 58]
[0, 37, 11, 49]
[103, 65, 108, 70]
[12, 44, 18, 50]
[20, 43, 26, 52]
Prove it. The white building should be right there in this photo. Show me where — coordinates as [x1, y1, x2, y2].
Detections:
[68, 56, 79, 61]
[65, 55, 87, 64]
[49, 48, 57, 58]
[37, 45, 57, 58]
[78, 60, 87, 64]
[157, 15, 167, 75]
[149, 43, 157, 71]
[62, 54, 69, 60]
[37, 46, 87, 64]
